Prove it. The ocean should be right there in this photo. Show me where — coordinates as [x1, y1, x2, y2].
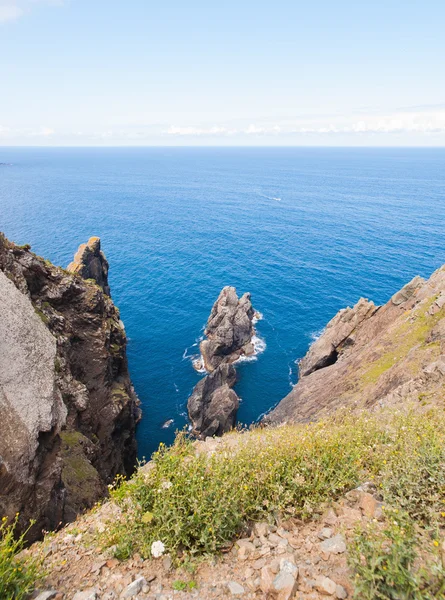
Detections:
[1, 147, 444, 459]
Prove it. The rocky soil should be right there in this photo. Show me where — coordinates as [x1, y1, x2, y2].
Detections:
[0, 234, 140, 539]
[266, 267, 445, 425]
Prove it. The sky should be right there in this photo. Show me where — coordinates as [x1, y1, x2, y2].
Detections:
[1, 0, 445, 146]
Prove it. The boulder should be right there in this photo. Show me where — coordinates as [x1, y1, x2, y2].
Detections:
[199, 286, 256, 372]
[187, 364, 239, 438]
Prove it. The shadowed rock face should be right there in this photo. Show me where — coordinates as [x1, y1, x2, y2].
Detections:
[0, 233, 140, 539]
[188, 364, 239, 438]
[265, 269, 445, 426]
[200, 286, 256, 372]
[67, 236, 110, 296]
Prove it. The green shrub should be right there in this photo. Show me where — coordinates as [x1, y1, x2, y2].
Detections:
[349, 510, 445, 599]
[102, 407, 445, 562]
[0, 517, 43, 600]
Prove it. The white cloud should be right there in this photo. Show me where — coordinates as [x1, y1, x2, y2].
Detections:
[165, 108, 445, 138]
[0, 0, 63, 23]
[0, 5, 24, 21]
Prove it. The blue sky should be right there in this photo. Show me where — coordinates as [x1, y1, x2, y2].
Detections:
[1, 0, 445, 146]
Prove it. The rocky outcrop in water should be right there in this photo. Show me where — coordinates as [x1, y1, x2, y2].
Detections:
[0, 233, 140, 539]
[188, 364, 239, 438]
[199, 286, 256, 372]
[265, 268, 445, 425]
[67, 236, 111, 296]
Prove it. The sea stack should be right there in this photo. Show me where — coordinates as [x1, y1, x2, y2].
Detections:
[199, 286, 257, 372]
[68, 236, 111, 296]
[188, 286, 259, 438]
[188, 364, 239, 438]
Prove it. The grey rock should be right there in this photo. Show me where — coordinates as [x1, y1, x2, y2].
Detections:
[200, 286, 256, 372]
[34, 592, 58, 600]
[121, 576, 148, 597]
[187, 364, 239, 438]
[227, 581, 245, 595]
[319, 534, 346, 554]
[72, 590, 99, 600]
[315, 575, 337, 595]
[336, 584, 348, 599]
[318, 527, 333, 540]
[272, 571, 298, 599]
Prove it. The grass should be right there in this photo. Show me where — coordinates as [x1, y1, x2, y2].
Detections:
[102, 406, 445, 575]
[360, 297, 445, 386]
[0, 517, 43, 600]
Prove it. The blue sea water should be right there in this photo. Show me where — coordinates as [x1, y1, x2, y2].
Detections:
[1, 147, 445, 459]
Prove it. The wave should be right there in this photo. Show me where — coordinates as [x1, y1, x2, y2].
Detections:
[257, 192, 281, 202]
[235, 334, 267, 364]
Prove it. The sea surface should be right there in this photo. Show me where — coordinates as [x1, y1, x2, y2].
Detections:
[1, 147, 445, 459]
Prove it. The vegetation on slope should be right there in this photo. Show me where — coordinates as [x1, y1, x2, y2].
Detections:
[103, 406, 445, 598]
[0, 518, 43, 600]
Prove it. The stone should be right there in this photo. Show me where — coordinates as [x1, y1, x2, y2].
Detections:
[199, 286, 256, 372]
[121, 576, 148, 598]
[279, 559, 298, 577]
[260, 565, 276, 593]
[315, 576, 337, 596]
[227, 581, 245, 595]
[272, 571, 299, 600]
[319, 534, 346, 554]
[253, 522, 269, 537]
[187, 364, 239, 438]
[335, 584, 348, 599]
[72, 591, 98, 600]
[318, 527, 333, 540]
[34, 592, 58, 600]
[359, 492, 377, 517]
[67, 236, 111, 296]
[162, 555, 172, 571]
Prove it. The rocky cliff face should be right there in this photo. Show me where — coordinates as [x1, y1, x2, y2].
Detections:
[265, 268, 445, 425]
[0, 234, 140, 539]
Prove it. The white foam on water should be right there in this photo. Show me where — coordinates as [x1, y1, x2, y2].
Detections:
[258, 192, 282, 202]
[236, 334, 267, 364]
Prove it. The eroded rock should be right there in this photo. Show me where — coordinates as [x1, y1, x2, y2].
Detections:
[68, 236, 111, 296]
[187, 364, 239, 438]
[199, 286, 256, 372]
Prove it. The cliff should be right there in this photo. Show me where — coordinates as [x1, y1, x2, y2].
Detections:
[265, 267, 445, 425]
[0, 233, 140, 540]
